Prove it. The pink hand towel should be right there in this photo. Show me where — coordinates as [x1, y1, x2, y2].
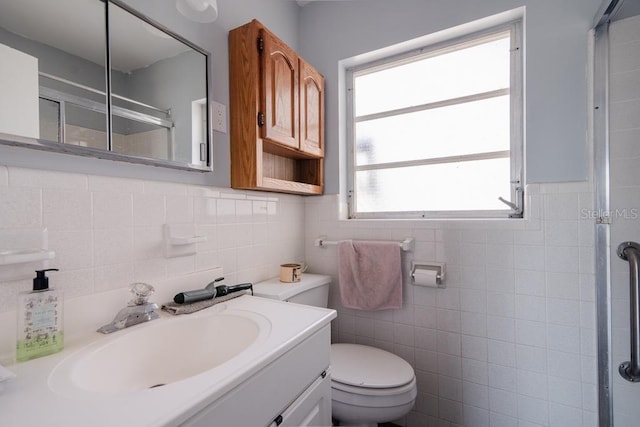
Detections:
[338, 240, 403, 310]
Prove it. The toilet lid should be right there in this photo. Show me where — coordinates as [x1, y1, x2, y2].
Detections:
[331, 344, 415, 389]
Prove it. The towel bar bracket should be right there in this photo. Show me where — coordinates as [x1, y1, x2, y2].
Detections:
[619, 361, 640, 382]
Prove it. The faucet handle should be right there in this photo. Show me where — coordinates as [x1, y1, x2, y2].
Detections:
[130, 282, 155, 305]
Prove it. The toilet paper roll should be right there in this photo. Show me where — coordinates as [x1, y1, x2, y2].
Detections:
[412, 269, 439, 287]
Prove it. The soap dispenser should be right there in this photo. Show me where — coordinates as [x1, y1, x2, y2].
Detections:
[16, 269, 64, 362]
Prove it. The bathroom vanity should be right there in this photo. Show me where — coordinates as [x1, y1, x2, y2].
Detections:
[183, 319, 332, 427]
[0, 270, 336, 426]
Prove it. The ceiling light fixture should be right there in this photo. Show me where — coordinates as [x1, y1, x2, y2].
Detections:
[176, 0, 218, 23]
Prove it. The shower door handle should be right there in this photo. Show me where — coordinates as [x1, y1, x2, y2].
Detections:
[617, 241, 640, 382]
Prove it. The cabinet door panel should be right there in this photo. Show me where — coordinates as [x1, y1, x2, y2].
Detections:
[261, 31, 298, 149]
[279, 373, 332, 427]
[299, 58, 324, 157]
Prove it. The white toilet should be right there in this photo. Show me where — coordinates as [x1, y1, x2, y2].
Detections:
[253, 273, 417, 427]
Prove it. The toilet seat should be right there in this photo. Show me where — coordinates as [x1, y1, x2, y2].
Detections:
[331, 377, 417, 409]
[331, 343, 415, 388]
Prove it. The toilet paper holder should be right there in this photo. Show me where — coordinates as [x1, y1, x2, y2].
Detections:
[411, 262, 445, 287]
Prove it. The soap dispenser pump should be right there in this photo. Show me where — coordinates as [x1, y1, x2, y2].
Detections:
[16, 268, 64, 362]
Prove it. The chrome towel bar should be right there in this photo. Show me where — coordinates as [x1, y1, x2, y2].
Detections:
[314, 236, 415, 252]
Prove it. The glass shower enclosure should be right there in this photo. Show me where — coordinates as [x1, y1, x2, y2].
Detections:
[594, 0, 640, 425]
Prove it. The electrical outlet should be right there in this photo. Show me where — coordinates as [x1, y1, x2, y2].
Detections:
[212, 101, 227, 133]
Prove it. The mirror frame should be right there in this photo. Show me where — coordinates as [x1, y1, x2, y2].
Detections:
[0, 0, 213, 172]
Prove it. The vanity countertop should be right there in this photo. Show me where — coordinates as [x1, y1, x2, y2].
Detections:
[0, 294, 336, 427]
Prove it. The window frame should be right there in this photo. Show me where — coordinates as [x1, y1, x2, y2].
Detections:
[345, 19, 524, 220]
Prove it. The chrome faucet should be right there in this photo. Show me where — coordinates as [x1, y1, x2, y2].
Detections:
[97, 283, 160, 334]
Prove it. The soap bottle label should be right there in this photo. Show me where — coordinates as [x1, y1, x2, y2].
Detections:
[16, 293, 64, 362]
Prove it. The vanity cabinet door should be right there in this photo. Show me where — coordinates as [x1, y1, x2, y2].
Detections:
[299, 57, 324, 157]
[260, 30, 299, 150]
[272, 372, 332, 427]
[180, 325, 331, 427]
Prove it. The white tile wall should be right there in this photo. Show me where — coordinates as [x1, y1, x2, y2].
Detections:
[305, 183, 597, 427]
[0, 142, 606, 427]
[0, 166, 305, 313]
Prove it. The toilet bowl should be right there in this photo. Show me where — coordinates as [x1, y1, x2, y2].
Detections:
[253, 274, 417, 426]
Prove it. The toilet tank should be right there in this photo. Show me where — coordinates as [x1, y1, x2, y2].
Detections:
[253, 274, 331, 308]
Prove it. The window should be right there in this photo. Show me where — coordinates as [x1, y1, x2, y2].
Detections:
[346, 20, 523, 219]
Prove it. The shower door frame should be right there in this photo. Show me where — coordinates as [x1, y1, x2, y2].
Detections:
[593, 1, 640, 425]
[593, 15, 613, 426]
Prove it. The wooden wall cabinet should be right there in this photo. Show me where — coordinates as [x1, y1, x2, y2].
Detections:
[229, 19, 324, 195]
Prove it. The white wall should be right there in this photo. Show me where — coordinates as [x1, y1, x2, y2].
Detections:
[0, 0, 305, 315]
[0, 0, 305, 316]
[305, 183, 597, 426]
[297, 2, 602, 425]
[0, 164, 305, 310]
[298, 0, 601, 192]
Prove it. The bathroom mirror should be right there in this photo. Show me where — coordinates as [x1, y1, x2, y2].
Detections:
[0, 0, 212, 171]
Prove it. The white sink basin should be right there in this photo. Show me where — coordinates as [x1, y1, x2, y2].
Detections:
[49, 309, 270, 395]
